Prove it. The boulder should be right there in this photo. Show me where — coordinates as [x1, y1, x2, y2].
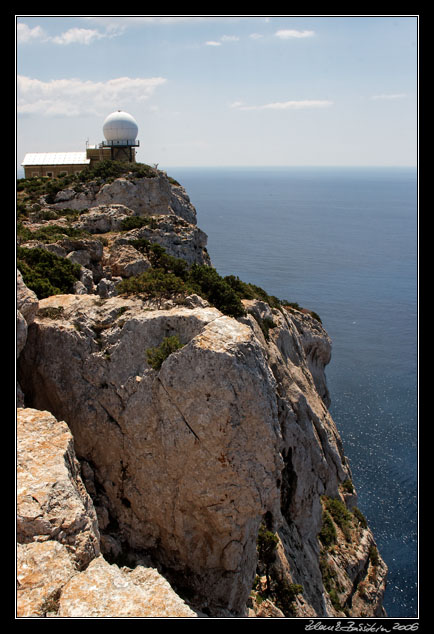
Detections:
[17, 269, 38, 325]
[105, 243, 151, 278]
[57, 556, 197, 618]
[17, 408, 100, 569]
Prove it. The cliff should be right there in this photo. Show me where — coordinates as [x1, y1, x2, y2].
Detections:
[16, 166, 387, 618]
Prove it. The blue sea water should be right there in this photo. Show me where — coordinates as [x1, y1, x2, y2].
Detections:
[164, 165, 418, 618]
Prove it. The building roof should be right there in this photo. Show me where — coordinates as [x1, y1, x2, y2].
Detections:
[21, 152, 91, 166]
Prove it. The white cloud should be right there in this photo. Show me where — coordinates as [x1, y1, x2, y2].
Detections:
[17, 23, 46, 43]
[275, 29, 315, 39]
[51, 28, 106, 46]
[249, 33, 263, 40]
[231, 99, 333, 111]
[370, 93, 407, 100]
[205, 34, 240, 46]
[17, 75, 167, 117]
[17, 21, 122, 46]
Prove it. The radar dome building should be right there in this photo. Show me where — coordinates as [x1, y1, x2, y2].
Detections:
[21, 110, 140, 178]
[103, 111, 139, 144]
[101, 110, 140, 162]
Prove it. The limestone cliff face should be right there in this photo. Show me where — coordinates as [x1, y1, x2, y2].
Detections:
[18, 296, 387, 617]
[49, 171, 198, 225]
[16, 408, 197, 618]
[17, 170, 387, 618]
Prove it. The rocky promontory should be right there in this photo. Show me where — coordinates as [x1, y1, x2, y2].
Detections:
[16, 164, 387, 618]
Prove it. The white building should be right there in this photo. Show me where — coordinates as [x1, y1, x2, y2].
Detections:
[21, 110, 140, 178]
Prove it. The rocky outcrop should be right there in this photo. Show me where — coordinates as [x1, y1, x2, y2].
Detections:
[16, 407, 197, 618]
[49, 172, 198, 225]
[56, 556, 197, 618]
[20, 197, 210, 298]
[18, 291, 387, 617]
[17, 407, 100, 568]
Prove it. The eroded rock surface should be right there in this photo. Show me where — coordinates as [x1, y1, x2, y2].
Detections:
[16, 407, 198, 618]
[49, 172, 197, 225]
[57, 556, 196, 618]
[17, 407, 100, 568]
[18, 292, 387, 617]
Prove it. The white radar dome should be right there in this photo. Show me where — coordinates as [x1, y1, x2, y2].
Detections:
[103, 110, 139, 144]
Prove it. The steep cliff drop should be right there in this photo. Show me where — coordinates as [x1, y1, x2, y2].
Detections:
[17, 167, 387, 618]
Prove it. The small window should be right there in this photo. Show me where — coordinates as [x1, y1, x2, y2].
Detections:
[46, 171, 53, 177]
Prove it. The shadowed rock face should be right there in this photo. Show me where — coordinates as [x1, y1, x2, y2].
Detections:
[18, 291, 387, 617]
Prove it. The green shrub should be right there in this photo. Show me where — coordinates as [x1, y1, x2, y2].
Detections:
[273, 580, 303, 616]
[283, 301, 302, 311]
[128, 163, 158, 179]
[129, 240, 189, 280]
[17, 246, 81, 299]
[119, 243, 311, 321]
[256, 521, 279, 592]
[369, 544, 380, 567]
[188, 265, 246, 317]
[341, 479, 354, 494]
[117, 269, 188, 306]
[77, 160, 157, 183]
[329, 587, 342, 611]
[353, 507, 368, 529]
[19, 223, 91, 244]
[224, 275, 281, 309]
[130, 238, 152, 253]
[319, 510, 337, 548]
[323, 496, 353, 542]
[146, 335, 184, 370]
[120, 216, 151, 231]
[17, 223, 33, 244]
[168, 176, 181, 186]
[257, 522, 279, 564]
[309, 310, 322, 324]
[319, 553, 337, 593]
[17, 201, 31, 219]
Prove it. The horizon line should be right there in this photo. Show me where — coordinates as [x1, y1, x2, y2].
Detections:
[160, 163, 417, 169]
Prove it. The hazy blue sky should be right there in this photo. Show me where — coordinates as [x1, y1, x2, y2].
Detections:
[16, 15, 418, 171]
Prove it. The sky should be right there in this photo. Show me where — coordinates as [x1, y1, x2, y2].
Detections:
[16, 15, 418, 172]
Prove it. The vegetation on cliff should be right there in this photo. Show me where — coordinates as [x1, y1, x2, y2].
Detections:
[17, 160, 181, 220]
[17, 167, 321, 322]
[252, 519, 304, 616]
[117, 238, 316, 320]
[17, 246, 81, 299]
[146, 335, 184, 371]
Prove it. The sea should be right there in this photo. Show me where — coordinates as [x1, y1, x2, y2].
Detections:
[163, 165, 418, 619]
